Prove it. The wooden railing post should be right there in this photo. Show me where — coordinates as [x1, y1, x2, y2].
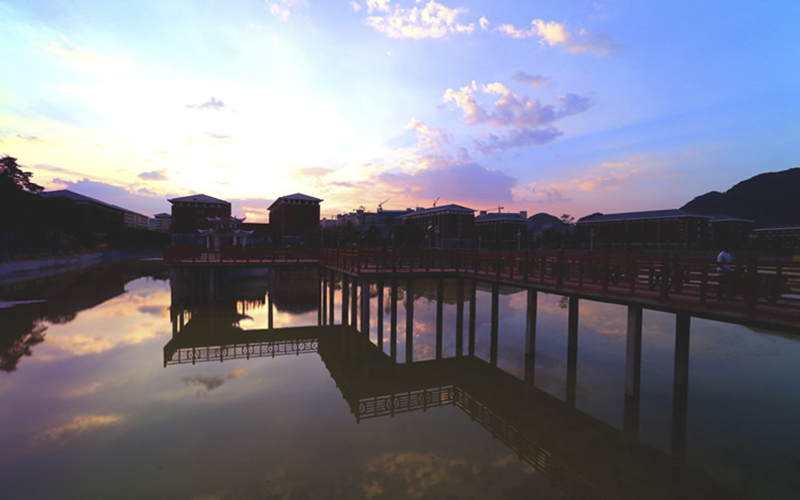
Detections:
[700, 262, 708, 305]
[660, 253, 671, 301]
[746, 253, 758, 313]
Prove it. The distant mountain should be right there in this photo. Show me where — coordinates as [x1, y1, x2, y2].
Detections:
[681, 168, 800, 228]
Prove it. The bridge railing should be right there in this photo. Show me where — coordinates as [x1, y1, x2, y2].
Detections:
[319, 248, 800, 313]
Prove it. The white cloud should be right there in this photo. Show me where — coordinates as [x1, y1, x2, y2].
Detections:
[266, 0, 306, 22]
[474, 127, 563, 154]
[512, 71, 547, 88]
[496, 19, 619, 56]
[444, 82, 592, 129]
[408, 119, 451, 151]
[364, 1, 474, 39]
[443, 81, 593, 154]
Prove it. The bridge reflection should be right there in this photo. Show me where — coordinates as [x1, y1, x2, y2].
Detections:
[166, 267, 747, 500]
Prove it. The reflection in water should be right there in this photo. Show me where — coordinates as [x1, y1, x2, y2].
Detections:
[1, 264, 799, 499]
[0, 262, 167, 371]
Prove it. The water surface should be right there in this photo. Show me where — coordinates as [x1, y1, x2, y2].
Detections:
[1, 263, 798, 499]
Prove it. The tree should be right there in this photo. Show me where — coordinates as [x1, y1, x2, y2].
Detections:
[0, 156, 43, 195]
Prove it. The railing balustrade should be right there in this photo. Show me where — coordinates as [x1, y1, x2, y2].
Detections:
[164, 244, 800, 316]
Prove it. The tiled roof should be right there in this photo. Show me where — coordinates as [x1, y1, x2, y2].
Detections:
[400, 204, 475, 218]
[168, 194, 229, 205]
[577, 209, 706, 224]
[40, 189, 122, 210]
[268, 193, 323, 210]
[475, 213, 526, 223]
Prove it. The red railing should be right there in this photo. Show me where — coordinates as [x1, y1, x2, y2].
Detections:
[164, 245, 800, 315]
[318, 248, 800, 314]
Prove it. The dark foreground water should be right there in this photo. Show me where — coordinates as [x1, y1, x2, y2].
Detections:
[1, 262, 799, 499]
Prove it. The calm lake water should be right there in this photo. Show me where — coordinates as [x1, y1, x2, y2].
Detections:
[1, 261, 799, 499]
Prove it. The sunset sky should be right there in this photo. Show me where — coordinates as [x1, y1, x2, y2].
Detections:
[2, 1, 798, 223]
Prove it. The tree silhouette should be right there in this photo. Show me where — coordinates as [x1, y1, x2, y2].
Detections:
[0, 156, 43, 195]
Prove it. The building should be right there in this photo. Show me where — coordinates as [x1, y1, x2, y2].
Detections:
[40, 189, 126, 244]
[168, 194, 231, 244]
[475, 210, 528, 249]
[704, 214, 754, 249]
[400, 204, 476, 248]
[153, 213, 172, 233]
[120, 208, 150, 230]
[268, 193, 323, 245]
[576, 209, 712, 250]
[751, 226, 800, 251]
[321, 205, 411, 246]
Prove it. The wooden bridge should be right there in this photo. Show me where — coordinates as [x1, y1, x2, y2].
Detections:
[163, 245, 800, 331]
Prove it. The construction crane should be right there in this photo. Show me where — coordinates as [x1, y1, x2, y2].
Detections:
[483, 205, 504, 213]
[432, 197, 440, 207]
[377, 199, 389, 211]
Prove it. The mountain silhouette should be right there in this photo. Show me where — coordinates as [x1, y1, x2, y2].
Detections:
[681, 168, 800, 228]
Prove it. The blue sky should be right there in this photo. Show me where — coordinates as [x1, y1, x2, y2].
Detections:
[1, 0, 799, 222]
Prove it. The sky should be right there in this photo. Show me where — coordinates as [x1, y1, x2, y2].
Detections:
[1, 1, 799, 223]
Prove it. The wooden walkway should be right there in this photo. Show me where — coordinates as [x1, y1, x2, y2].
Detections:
[163, 245, 800, 332]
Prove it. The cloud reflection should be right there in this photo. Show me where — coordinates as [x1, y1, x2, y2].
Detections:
[36, 414, 126, 447]
[182, 370, 245, 393]
[360, 451, 530, 499]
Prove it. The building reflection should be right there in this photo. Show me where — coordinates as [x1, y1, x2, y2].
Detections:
[165, 268, 747, 500]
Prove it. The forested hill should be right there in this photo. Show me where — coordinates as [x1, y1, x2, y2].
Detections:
[680, 168, 800, 228]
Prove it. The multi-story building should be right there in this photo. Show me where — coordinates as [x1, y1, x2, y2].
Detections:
[752, 226, 800, 251]
[268, 193, 323, 245]
[120, 209, 150, 230]
[153, 213, 172, 233]
[705, 214, 754, 249]
[400, 204, 476, 248]
[475, 210, 528, 249]
[576, 209, 712, 250]
[40, 189, 126, 244]
[168, 194, 231, 244]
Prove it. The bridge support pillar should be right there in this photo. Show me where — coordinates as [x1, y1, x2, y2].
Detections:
[672, 313, 691, 459]
[525, 290, 538, 385]
[351, 278, 358, 329]
[566, 296, 579, 407]
[624, 305, 644, 439]
[341, 275, 349, 326]
[625, 305, 643, 399]
[360, 279, 370, 335]
[456, 277, 464, 357]
[328, 270, 335, 326]
[491, 283, 499, 366]
[436, 278, 444, 359]
[320, 270, 327, 326]
[377, 279, 384, 347]
[391, 279, 398, 362]
[406, 279, 415, 363]
[468, 279, 477, 357]
[267, 270, 274, 330]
